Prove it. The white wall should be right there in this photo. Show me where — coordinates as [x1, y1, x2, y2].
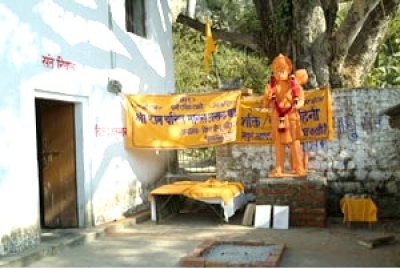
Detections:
[0, 0, 175, 255]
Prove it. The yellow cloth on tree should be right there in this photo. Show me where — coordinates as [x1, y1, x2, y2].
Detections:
[203, 20, 215, 73]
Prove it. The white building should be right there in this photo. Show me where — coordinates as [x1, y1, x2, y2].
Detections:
[0, 0, 176, 255]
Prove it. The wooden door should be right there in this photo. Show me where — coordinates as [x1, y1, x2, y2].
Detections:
[36, 99, 78, 228]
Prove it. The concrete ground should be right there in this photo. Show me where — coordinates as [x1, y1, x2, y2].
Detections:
[1, 210, 399, 267]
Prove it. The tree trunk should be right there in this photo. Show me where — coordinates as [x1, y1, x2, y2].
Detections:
[290, 0, 334, 89]
[176, 0, 400, 89]
[337, 0, 400, 87]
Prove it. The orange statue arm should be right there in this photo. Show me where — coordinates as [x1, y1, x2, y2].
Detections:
[294, 68, 308, 110]
[263, 84, 272, 108]
[294, 69, 308, 86]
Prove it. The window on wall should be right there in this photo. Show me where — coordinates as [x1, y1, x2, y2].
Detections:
[125, 0, 146, 37]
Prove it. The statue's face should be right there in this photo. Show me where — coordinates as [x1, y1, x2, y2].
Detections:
[272, 54, 292, 81]
[273, 67, 290, 81]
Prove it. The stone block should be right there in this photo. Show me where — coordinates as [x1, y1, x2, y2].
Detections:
[273, 205, 289, 229]
[254, 205, 272, 229]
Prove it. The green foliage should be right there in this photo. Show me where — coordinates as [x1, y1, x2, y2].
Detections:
[364, 13, 400, 87]
[273, 0, 292, 34]
[173, 23, 210, 93]
[179, 147, 216, 160]
[173, 0, 400, 91]
[173, 23, 270, 95]
[334, 3, 400, 87]
[173, 0, 268, 94]
[206, 0, 261, 33]
[333, 1, 351, 33]
[232, 3, 261, 33]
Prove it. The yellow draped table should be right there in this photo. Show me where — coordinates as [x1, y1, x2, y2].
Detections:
[340, 197, 378, 228]
[148, 178, 247, 223]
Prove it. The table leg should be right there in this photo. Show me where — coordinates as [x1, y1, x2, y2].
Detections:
[205, 203, 224, 223]
[155, 195, 182, 224]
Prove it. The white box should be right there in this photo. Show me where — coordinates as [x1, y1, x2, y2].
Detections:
[254, 205, 272, 229]
[273, 205, 289, 229]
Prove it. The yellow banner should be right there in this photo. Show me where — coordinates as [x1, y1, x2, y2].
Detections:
[236, 87, 334, 144]
[125, 91, 241, 149]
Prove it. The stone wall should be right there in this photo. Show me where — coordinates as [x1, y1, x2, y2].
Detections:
[216, 88, 400, 218]
[0, 226, 40, 257]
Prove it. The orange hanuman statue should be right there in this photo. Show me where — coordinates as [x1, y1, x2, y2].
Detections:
[263, 54, 308, 177]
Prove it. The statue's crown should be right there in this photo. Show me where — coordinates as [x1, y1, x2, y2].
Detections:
[272, 53, 292, 73]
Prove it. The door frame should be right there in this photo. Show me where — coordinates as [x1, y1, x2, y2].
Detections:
[34, 90, 92, 228]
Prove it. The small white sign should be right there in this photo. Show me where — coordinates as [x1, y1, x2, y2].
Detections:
[273, 205, 289, 229]
[254, 205, 272, 229]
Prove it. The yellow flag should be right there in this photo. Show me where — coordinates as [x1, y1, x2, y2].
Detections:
[204, 20, 216, 73]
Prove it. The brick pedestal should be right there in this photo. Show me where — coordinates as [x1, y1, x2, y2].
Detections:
[256, 175, 327, 227]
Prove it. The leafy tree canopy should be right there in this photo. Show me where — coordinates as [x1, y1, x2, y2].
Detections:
[175, 0, 400, 91]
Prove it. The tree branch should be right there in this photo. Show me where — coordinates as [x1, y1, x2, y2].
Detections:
[341, 0, 400, 87]
[330, 0, 382, 86]
[176, 13, 265, 55]
[320, 0, 339, 35]
[333, 0, 380, 65]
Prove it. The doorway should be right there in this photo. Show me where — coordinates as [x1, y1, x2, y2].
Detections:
[35, 98, 78, 228]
